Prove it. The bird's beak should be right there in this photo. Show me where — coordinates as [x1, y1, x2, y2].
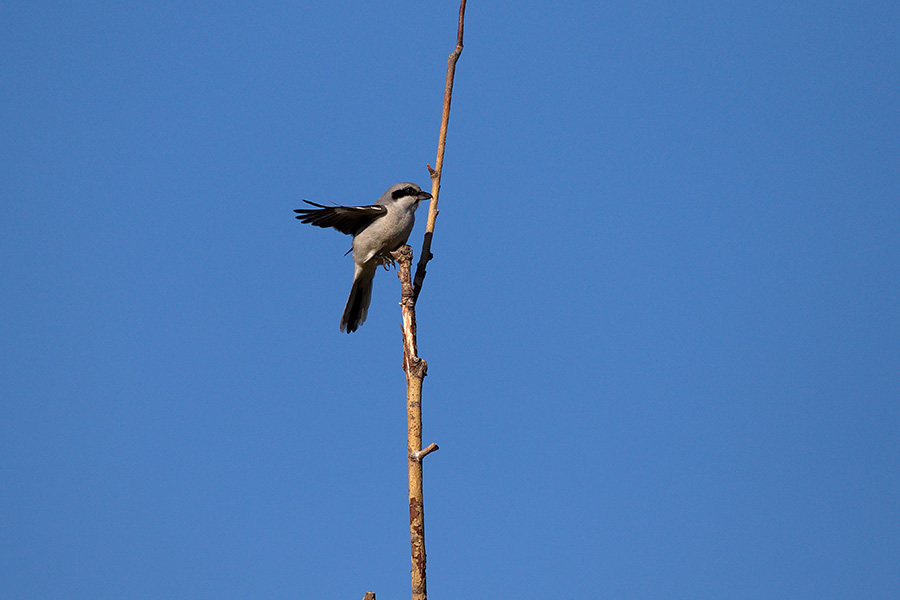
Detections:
[417, 191, 433, 202]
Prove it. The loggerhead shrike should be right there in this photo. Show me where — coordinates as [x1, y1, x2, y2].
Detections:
[294, 182, 432, 333]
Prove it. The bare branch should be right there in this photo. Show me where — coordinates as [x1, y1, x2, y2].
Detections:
[414, 0, 467, 302]
[398, 4, 466, 600]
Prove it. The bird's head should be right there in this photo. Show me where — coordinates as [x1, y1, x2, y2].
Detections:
[383, 182, 432, 209]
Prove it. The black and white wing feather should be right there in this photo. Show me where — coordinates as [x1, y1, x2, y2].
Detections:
[293, 200, 387, 236]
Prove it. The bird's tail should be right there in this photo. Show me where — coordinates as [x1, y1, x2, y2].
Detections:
[341, 268, 375, 333]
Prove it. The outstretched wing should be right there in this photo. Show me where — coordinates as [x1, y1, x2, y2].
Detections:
[294, 200, 387, 236]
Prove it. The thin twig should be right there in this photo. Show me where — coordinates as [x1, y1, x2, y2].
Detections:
[414, 0, 467, 303]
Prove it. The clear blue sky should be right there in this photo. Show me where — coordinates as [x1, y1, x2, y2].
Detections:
[2, 2, 898, 598]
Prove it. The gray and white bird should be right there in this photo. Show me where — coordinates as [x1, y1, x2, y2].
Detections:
[294, 182, 432, 333]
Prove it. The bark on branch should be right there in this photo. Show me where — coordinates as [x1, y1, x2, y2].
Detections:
[397, 246, 432, 600]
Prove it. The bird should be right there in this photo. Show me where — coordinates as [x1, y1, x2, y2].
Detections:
[294, 182, 432, 333]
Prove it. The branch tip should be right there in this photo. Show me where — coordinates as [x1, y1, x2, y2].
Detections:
[412, 443, 440, 461]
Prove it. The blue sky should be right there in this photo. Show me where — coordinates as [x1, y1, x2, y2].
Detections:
[2, 1, 898, 598]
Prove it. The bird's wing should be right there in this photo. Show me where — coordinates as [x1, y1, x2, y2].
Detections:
[294, 200, 387, 236]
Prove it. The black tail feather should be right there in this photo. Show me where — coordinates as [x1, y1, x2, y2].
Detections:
[340, 273, 374, 333]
